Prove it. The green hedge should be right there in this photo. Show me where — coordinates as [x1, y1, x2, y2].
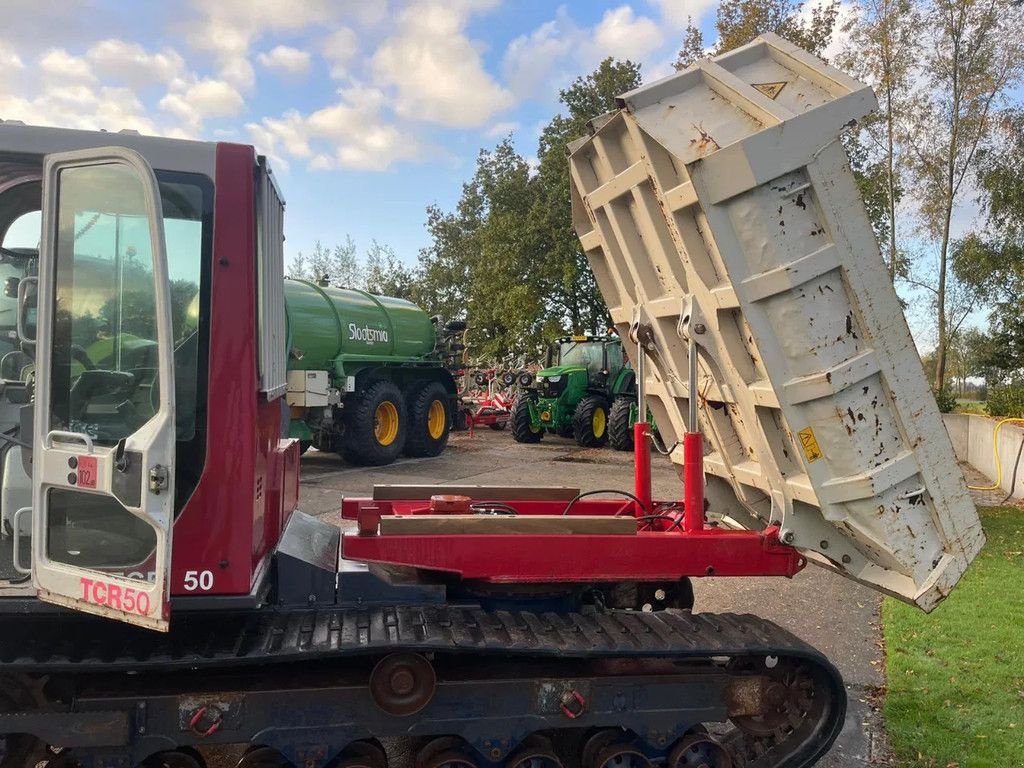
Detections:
[986, 385, 1024, 418]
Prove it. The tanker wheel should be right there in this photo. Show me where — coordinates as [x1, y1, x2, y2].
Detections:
[404, 382, 452, 458]
[341, 380, 408, 466]
[488, 421, 507, 431]
[608, 397, 633, 452]
[573, 395, 610, 448]
[511, 396, 542, 443]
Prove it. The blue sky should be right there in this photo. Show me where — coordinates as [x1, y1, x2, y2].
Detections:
[1, 0, 999, 352]
[0, 0, 729, 269]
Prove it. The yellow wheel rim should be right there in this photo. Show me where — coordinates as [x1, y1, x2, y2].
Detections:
[592, 407, 606, 438]
[427, 399, 446, 440]
[374, 401, 400, 446]
[530, 422, 540, 434]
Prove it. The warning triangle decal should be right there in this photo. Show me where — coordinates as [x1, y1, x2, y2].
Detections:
[752, 81, 787, 99]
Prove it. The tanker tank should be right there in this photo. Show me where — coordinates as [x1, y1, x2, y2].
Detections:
[284, 280, 437, 369]
[283, 278, 462, 466]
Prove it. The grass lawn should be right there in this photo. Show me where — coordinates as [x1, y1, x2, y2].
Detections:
[954, 400, 987, 415]
[883, 507, 1024, 767]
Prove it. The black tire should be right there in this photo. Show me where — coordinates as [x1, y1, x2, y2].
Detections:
[488, 420, 508, 431]
[404, 381, 451, 458]
[298, 440, 312, 455]
[556, 425, 575, 439]
[511, 396, 543, 443]
[341, 380, 408, 466]
[573, 394, 610, 447]
[608, 397, 634, 451]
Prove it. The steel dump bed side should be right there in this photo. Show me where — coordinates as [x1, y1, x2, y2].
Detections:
[568, 33, 984, 610]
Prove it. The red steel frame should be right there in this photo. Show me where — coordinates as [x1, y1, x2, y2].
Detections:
[341, 420, 806, 582]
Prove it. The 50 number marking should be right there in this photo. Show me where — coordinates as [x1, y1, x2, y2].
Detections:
[183, 570, 214, 591]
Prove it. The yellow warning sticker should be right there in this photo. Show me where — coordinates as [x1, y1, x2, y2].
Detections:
[797, 426, 823, 463]
[752, 81, 787, 100]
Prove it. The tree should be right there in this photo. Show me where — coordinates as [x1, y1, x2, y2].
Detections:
[951, 109, 1024, 382]
[836, 0, 920, 280]
[674, 0, 841, 70]
[292, 238, 363, 287]
[364, 240, 416, 300]
[674, 19, 706, 69]
[532, 58, 642, 336]
[907, 0, 1024, 390]
[417, 139, 547, 358]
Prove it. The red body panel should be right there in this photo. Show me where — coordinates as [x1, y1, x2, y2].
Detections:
[342, 495, 805, 581]
[169, 143, 297, 598]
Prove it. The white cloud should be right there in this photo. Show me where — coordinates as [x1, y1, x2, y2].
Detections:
[39, 49, 96, 83]
[485, 121, 519, 137]
[649, 0, 720, 31]
[87, 40, 186, 87]
[503, 18, 574, 99]
[586, 6, 664, 65]
[258, 45, 312, 75]
[184, 0, 339, 89]
[247, 84, 422, 172]
[160, 79, 245, 131]
[371, 0, 513, 129]
[502, 5, 666, 103]
[0, 85, 158, 135]
[321, 27, 358, 79]
[0, 41, 24, 70]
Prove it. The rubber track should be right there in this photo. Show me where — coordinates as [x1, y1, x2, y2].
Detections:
[0, 607, 840, 676]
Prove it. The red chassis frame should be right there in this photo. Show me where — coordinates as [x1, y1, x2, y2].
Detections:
[341, 422, 806, 583]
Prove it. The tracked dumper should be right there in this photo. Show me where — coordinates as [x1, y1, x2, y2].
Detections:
[0, 34, 982, 768]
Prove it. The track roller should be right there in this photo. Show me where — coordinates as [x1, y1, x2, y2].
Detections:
[332, 740, 387, 768]
[235, 746, 291, 768]
[506, 735, 562, 768]
[370, 653, 437, 716]
[144, 749, 206, 768]
[581, 731, 649, 768]
[667, 734, 732, 768]
[414, 737, 478, 768]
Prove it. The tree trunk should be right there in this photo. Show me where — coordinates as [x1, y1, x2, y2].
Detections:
[885, 77, 899, 281]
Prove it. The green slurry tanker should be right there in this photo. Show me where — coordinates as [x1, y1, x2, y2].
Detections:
[284, 278, 464, 466]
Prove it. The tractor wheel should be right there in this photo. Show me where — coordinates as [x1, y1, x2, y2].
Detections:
[404, 382, 451, 458]
[511, 396, 543, 443]
[341, 380, 408, 466]
[573, 395, 610, 448]
[608, 397, 634, 452]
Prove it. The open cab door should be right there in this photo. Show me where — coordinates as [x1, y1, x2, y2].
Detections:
[30, 148, 175, 631]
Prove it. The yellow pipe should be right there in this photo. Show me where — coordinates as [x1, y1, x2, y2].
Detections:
[967, 417, 1024, 491]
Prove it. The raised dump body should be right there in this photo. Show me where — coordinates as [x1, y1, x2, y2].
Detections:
[568, 33, 984, 610]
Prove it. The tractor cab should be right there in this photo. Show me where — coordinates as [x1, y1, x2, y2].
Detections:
[542, 334, 624, 385]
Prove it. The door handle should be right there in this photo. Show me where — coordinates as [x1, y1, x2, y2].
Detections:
[12, 507, 31, 575]
[45, 430, 95, 453]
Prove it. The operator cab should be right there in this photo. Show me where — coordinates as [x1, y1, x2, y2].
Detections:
[0, 134, 214, 630]
[542, 334, 623, 382]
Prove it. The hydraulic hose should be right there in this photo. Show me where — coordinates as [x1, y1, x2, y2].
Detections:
[967, 417, 1024, 491]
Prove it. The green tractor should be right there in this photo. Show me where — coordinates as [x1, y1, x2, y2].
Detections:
[512, 335, 635, 447]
